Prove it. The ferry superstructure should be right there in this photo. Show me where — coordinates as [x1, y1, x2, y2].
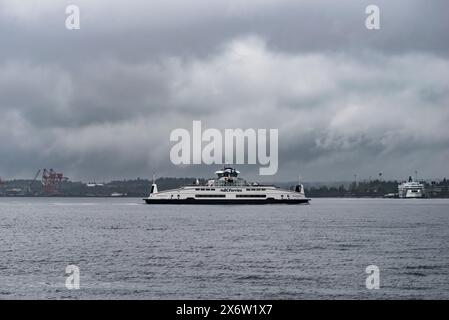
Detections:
[144, 167, 310, 204]
[398, 176, 425, 198]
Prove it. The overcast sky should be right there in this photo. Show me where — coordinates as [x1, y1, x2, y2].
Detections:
[0, 0, 448, 182]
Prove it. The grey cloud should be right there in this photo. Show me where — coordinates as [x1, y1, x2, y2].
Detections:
[0, 1, 448, 182]
[1, 0, 449, 63]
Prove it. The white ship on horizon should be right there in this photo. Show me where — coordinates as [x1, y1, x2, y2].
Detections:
[144, 166, 310, 205]
[398, 176, 425, 198]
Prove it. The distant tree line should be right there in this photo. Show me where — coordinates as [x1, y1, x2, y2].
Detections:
[304, 179, 398, 197]
[1, 177, 449, 197]
[305, 179, 449, 198]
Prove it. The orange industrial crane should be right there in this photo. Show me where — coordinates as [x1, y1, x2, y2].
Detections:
[42, 169, 68, 194]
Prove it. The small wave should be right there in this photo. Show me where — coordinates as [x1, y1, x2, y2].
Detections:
[52, 203, 97, 206]
[404, 272, 427, 277]
[405, 265, 443, 271]
[145, 227, 168, 231]
[337, 243, 364, 248]
[236, 275, 266, 280]
[101, 226, 131, 230]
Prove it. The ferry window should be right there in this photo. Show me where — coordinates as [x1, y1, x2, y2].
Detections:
[195, 194, 226, 198]
[236, 194, 266, 198]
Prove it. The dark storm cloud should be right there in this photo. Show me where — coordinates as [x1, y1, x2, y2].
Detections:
[0, 0, 448, 181]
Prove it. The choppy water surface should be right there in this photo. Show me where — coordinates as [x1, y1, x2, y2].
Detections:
[0, 197, 448, 299]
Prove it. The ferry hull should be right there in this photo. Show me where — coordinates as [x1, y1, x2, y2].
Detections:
[144, 198, 310, 205]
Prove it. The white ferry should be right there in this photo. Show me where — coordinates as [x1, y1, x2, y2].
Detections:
[144, 167, 310, 204]
[398, 176, 425, 198]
